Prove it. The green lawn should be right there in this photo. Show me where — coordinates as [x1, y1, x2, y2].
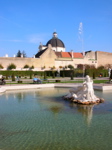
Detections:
[5, 79, 109, 84]
[93, 80, 109, 84]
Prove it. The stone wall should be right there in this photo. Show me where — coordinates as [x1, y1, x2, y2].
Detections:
[0, 57, 41, 69]
[55, 59, 73, 68]
[96, 51, 112, 67]
[0, 50, 112, 70]
[0, 48, 57, 70]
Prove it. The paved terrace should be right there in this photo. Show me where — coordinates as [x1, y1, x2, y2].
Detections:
[0, 82, 112, 94]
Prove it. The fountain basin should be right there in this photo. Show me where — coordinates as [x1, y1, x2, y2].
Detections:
[63, 75, 105, 105]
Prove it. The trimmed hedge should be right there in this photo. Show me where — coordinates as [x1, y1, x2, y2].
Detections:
[60, 69, 83, 77]
[0, 71, 44, 79]
[0, 69, 108, 79]
[85, 68, 108, 78]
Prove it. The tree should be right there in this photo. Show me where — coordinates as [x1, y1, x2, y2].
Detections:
[22, 50, 27, 58]
[16, 50, 21, 57]
[16, 50, 27, 57]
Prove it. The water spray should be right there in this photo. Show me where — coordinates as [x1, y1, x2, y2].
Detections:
[79, 22, 85, 80]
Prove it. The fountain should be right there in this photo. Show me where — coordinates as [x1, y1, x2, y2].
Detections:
[63, 75, 104, 105]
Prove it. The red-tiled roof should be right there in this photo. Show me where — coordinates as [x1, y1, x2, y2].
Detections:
[61, 52, 71, 58]
[73, 52, 83, 58]
[61, 52, 83, 58]
[54, 51, 83, 58]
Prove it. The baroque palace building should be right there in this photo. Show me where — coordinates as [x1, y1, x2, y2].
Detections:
[0, 32, 112, 70]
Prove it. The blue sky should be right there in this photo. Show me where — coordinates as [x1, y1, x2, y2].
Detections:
[0, 0, 112, 57]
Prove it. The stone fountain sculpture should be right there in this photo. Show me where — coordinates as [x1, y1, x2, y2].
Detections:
[63, 75, 104, 105]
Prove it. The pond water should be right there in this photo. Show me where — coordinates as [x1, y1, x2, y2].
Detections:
[0, 87, 112, 150]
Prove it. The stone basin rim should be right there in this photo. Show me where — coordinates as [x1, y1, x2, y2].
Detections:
[0, 83, 112, 94]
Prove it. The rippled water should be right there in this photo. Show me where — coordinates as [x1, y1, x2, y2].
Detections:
[0, 87, 112, 150]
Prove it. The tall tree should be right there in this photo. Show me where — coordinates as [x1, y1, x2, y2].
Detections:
[16, 50, 21, 57]
[22, 50, 27, 58]
[16, 50, 27, 57]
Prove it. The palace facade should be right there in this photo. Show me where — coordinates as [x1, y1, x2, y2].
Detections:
[0, 32, 112, 70]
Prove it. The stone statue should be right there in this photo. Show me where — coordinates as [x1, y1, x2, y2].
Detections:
[109, 69, 112, 83]
[63, 75, 104, 104]
[83, 75, 96, 101]
[108, 68, 111, 77]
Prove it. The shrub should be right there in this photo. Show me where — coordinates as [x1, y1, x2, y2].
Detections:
[0, 64, 3, 69]
[84, 64, 95, 69]
[97, 65, 105, 70]
[68, 64, 74, 70]
[77, 64, 83, 70]
[59, 66, 63, 69]
[30, 65, 34, 69]
[23, 64, 29, 68]
[7, 63, 16, 70]
[90, 65, 96, 69]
